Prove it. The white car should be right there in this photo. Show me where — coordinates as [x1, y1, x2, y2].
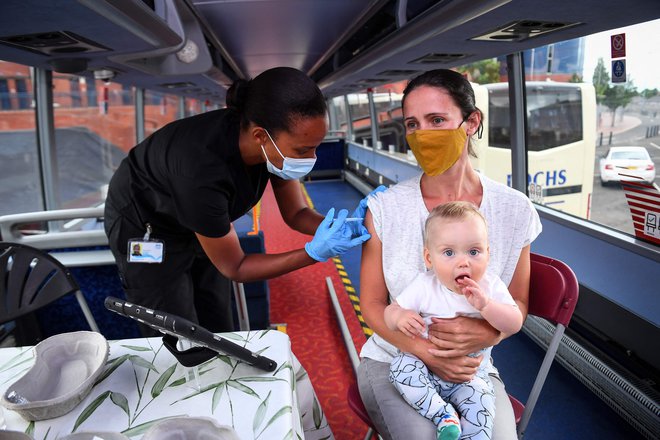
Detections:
[599, 146, 656, 185]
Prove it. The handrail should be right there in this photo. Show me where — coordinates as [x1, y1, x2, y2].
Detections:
[0, 207, 107, 250]
[326, 276, 360, 375]
[0, 207, 113, 267]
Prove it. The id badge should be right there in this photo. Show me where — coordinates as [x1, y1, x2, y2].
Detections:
[127, 239, 164, 263]
[127, 223, 164, 263]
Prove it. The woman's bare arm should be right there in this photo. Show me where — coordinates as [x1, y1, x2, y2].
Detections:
[508, 244, 531, 320]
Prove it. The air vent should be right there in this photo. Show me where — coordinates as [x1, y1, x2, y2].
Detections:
[409, 53, 471, 64]
[0, 31, 109, 55]
[377, 69, 421, 76]
[49, 58, 89, 74]
[471, 20, 581, 42]
[355, 78, 389, 85]
[159, 82, 195, 89]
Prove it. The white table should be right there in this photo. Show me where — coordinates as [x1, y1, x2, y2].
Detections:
[0, 330, 333, 439]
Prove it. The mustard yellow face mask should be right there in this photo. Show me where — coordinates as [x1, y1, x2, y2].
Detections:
[406, 127, 467, 176]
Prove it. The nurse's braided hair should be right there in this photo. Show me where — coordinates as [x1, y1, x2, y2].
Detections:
[226, 67, 327, 134]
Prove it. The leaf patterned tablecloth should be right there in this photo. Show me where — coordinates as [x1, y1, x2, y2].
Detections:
[0, 330, 333, 439]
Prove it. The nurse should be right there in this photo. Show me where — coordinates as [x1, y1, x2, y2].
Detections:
[104, 66, 376, 335]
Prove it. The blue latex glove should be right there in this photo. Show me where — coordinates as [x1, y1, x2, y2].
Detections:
[347, 185, 388, 237]
[305, 208, 371, 262]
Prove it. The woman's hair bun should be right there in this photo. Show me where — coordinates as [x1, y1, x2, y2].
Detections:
[226, 79, 249, 111]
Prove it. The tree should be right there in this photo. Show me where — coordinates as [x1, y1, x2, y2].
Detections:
[568, 73, 583, 83]
[602, 83, 638, 126]
[455, 59, 501, 84]
[592, 57, 610, 103]
[641, 88, 659, 99]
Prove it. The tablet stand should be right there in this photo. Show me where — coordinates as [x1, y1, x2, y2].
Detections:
[162, 334, 216, 390]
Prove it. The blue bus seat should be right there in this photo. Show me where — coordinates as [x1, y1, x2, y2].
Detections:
[40, 234, 272, 338]
[308, 139, 345, 180]
[38, 246, 140, 340]
[0, 242, 103, 346]
[233, 230, 270, 330]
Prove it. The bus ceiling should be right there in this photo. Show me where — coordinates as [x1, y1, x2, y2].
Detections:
[0, 0, 658, 101]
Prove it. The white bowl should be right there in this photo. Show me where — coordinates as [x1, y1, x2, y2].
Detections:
[1, 331, 109, 421]
[142, 417, 240, 440]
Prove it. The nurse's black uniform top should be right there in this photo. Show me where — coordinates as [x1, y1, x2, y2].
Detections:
[106, 108, 269, 243]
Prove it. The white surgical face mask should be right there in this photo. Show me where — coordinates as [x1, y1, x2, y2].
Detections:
[261, 129, 316, 180]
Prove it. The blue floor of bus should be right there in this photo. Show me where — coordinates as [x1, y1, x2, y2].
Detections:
[304, 179, 643, 440]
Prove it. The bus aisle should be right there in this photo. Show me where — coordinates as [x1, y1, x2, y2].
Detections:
[257, 180, 368, 439]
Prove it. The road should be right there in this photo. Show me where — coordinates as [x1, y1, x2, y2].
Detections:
[590, 111, 660, 236]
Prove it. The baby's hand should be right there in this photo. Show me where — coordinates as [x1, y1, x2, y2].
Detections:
[458, 277, 490, 311]
[397, 310, 426, 338]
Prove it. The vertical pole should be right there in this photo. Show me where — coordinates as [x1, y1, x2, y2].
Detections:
[344, 95, 354, 142]
[100, 83, 109, 115]
[34, 68, 60, 211]
[367, 88, 380, 149]
[328, 97, 339, 132]
[135, 88, 145, 143]
[178, 96, 186, 119]
[506, 52, 528, 194]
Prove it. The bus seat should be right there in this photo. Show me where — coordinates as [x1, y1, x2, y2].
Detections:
[0, 208, 272, 337]
[346, 252, 579, 440]
[0, 242, 101, 346]
[308, 139, 345, 180]
[233, 230, 270, 330]
[514, 252, 579, 439]
[0, 208, 140, 340]
[37, 261, 140, 340]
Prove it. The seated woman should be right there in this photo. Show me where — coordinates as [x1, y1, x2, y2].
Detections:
[357, 69, 542, 440]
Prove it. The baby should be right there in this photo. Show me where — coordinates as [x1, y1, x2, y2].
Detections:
[385, 201, 523, 440]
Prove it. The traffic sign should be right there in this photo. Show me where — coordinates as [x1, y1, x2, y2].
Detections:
[612, 59, 626, 83]
[611, 33, 626, 58]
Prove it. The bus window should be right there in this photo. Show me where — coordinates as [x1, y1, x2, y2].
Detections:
[373, 86, 405, 153]
[0, 60, 43, 217]
[578, 18, 659, 239]
[330, 95, 349, 138]
[345, 86, 407, 152]
[53, 74, 134, 210]
[186, 97, 203, 117]
[489, 85, 584, 151]
[145, 90, 181, 138]
[451, 56, 595, 220]
[346, 91, 371, 146]
[522, 81, 595, 219]
[512, 18, 660, 242]
[480, 81, 595, 220]
[527, 86, 583, 151]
